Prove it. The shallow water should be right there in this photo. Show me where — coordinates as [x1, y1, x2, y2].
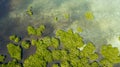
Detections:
[0, 0, 120, 66]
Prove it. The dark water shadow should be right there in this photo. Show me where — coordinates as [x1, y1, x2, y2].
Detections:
[42, 23, 55, 37]
[0, 17, 28, 63]
[0, 0, 10, 19]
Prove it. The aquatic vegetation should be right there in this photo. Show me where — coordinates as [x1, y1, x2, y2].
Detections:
[9, 35, 20, 43]
[77, 27, 83, 32]
[100, 44, 120, 64]
[52, 64, 59, 67]
[36, 25, 45, 36]
[56, 29, 84, 49]
[2, 25, 120, 67]
[80, 42, 96, 58]
[27, 25, 45, 36]
[119, 37, 120, 41]
[2, 59, 21, 67]
[21, 41, 30, 49]
[7, 43, 21, 60]
[0, 55, 5, 62]
[63, 13, 70, 19]
[26, 6, 33, 16]
[90, 61, 99, 67]
[14, 37, 20, 43]
[85, 11, 94, 20]
[27, 26, 36, 35]
[54, 17, 58, 22]
[100, 58, 113, 67]
[9, 35, 16, 41]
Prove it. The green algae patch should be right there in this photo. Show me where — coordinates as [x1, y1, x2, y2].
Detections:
[21, 41, 30, 49]
[0, 55, 5, 62]
[3, 25, 120, 67]
[7, 43, 21, 60]
[27, 25, 45, 36]
[9, 35, 20, 43]
[77, 27, 83, 32]
[26, 6, 33, 16]
[85, 11, 94, 20]
[52, 64, 59, 67]
[63, 13, 70, 20]
[100, 44, 120, 64]
[2, 59, 21, 67]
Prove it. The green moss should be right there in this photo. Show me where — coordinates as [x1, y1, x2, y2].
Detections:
[64, 13, 69, 19]
[21, 41, 30, 49]
[7, 43, 21, 60]
[0, 55, 5, 62]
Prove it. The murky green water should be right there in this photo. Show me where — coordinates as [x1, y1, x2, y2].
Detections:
[0, 0, 120, 66]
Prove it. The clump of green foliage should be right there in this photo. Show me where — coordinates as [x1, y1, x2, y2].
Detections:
[0, 55, 5, 62]
[27, 25, 45, 36]
[100, 44, 120, 67]
[21, 41, 30, 49]
[2, 59, 21, 67]
[3, 25, 120, 67]
[27, 26, 36, 35]
[26, 6, 33, 16]
[9, 35, 20, 43]
[85, 11, 94, 20]
[52, 64, 59, 67]
[77, 27, 83, 32]
[63, 13, 70, 20]
[7, 43, 21, 60]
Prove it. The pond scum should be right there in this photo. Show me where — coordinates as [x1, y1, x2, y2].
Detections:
[0, 25, 120, 67]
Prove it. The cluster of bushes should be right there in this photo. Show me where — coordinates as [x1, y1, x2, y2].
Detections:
[0, 25, 120, 67]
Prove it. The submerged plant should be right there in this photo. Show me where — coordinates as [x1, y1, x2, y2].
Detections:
[63, 13, 70, 20]
[26, 6, 33, 16]
[85, 11, 94, 20]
